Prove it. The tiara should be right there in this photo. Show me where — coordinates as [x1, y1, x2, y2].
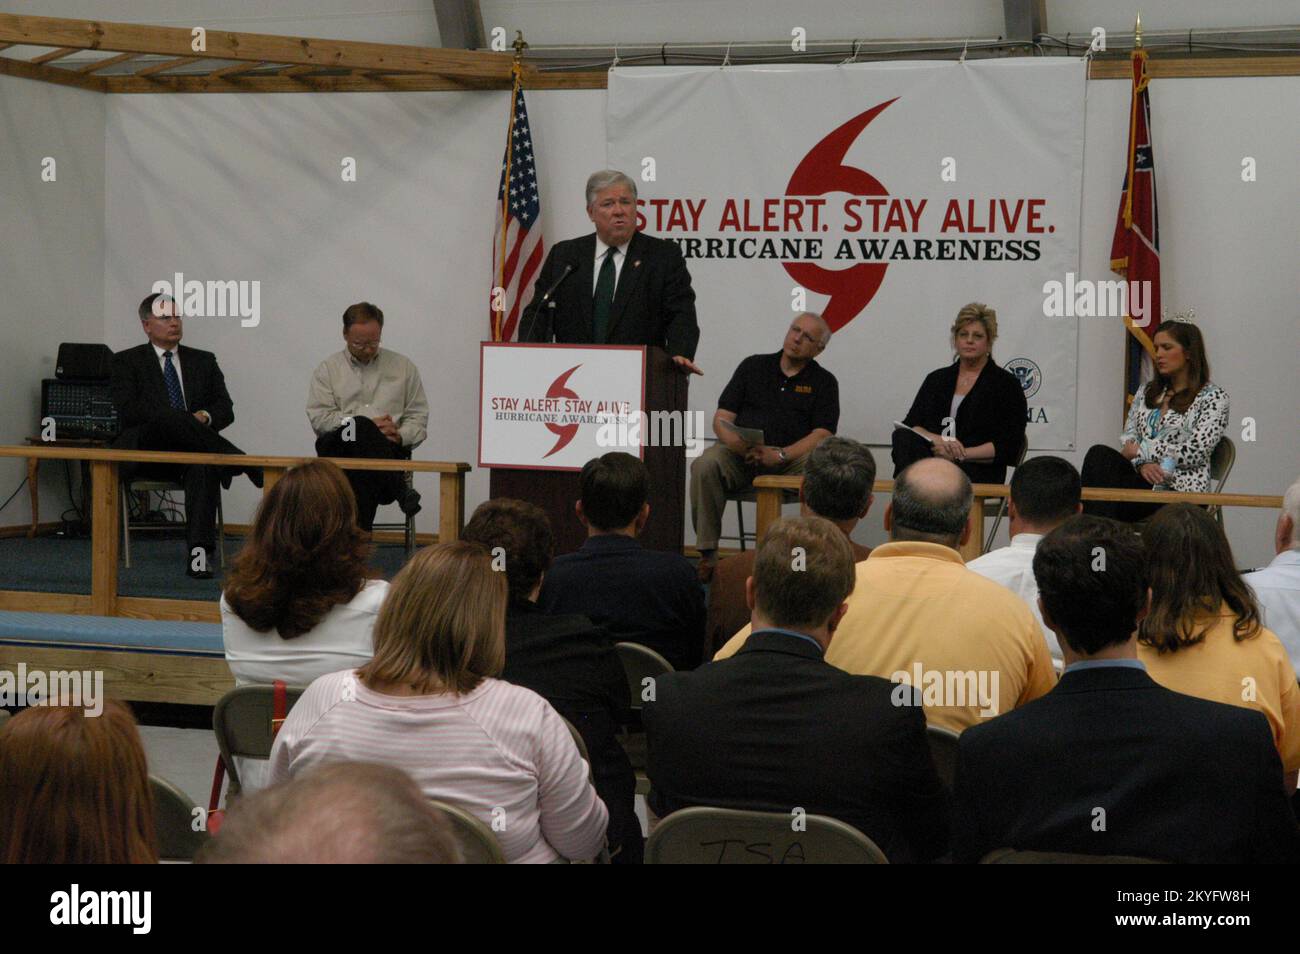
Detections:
[1160, 306, 1195, 324]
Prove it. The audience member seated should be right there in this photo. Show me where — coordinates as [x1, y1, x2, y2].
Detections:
[1245, 476, 1300, 670]
[221, 459, 385, 790]
[645, 516, 949, 863]
[197, 762, 462, 864]
[1136, 503, 1300, 788]
[539, 452, 706, 670]
[268, 541, 609, 863]
[966, 455, 1082, 661]
[0, 700, 156, 864]
[1082, 320, 1229, 522]
[706, 436, 874, 658]
[954, 515, 1300, 863]
[462, 498, 640, 864]
[716, 458, 1055, 731]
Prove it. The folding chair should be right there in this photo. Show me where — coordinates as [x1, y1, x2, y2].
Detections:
[614, 641, 674, 797]
[983, 437, 1030, 553]
[122, 477, 224, 569]
[646, 806, 889, 864]
[211, 683, 307, 798]
[429, 798, 506, 864]
[1206, 436, 1236, 528]
[726, 488, 801, 551]
[371, 469, 417, 556]
[150, 774, 209, 861]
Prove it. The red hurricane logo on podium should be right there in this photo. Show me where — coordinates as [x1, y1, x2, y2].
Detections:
[782, 98, 897, 332]
[543, 364, 582, 457]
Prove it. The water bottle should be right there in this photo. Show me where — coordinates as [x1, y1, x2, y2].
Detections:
[1160, 457, 1176, 484]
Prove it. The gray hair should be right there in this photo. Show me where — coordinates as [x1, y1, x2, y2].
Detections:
[804, 437, 876, 521]
[891, 460, 973, 545]
[585, 170, 637, 207]
[1285, 476, 1300, 547]
[795, 311, 832, 348]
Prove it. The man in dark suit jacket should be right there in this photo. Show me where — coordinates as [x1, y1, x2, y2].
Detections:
[519, 170, 701, 373]
[644, 515, 951, 863]
[538, 452, 705, 671]
[706, 436, 874, 658]
[111, 293, 260, 578]
[954, 514, 1300, 864]
[462, 498, 641, 864]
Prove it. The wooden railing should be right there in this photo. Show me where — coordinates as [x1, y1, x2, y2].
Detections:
[752, 474, 1282, 562]
[0, 445, 470, 617]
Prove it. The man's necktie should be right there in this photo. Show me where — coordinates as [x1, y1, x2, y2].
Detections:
[163, 351, 186, 410]
[592, 247, 617, 344]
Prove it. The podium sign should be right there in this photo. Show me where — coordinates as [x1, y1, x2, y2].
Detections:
[479, 343, 646, 472]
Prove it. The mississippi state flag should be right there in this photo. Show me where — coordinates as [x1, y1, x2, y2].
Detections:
[490, 76, 545, 342]
[1110, 48, 1161, 402]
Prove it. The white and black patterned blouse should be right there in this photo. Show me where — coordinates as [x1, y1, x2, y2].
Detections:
[1120, 381, 1230, 493]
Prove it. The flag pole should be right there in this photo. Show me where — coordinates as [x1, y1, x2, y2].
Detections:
[1120, 13, 1143, 421]
[495, 33, 527, 342]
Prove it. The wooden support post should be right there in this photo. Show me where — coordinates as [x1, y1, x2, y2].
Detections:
[960, 496, 986, 563]
[755, 486, 782, 542]
[89, 460, 119, 616]
[261, 466, 285, 496]
[439, 472, 465, 544]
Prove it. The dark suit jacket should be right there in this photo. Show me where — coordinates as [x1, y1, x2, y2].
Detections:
[705, 541, 871, 660]
[500, 599, 641, 862]
[953, 665, 1300, 864]
[519, 230, 699, 359]
[111, 342, 235, 439]
[902, 358, 1027, 483]
[537, 534, 705, 671]
[644, 630, 951, 863]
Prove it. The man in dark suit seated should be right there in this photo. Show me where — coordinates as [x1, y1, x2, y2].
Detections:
[538, 452, 705, 671]
[705, 436, 874, 659]
[519, 169, 701, 375]
[110, 293, 261, 578]
[644, 515, 951, 863]
[953, 514, 1300, 864]
[462, 497, 640, 864]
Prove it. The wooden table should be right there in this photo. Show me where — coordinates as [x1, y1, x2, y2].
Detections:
[23, 436, 108, 537]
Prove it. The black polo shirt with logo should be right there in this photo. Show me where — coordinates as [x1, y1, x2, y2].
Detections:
[717, 351, 840, 449]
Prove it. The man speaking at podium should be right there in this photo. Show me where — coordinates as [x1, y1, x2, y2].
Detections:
[520, 170, 702, 375]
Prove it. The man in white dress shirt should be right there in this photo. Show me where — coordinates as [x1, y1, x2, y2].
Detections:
[966, 456, 1082, 660]
[1245, 476, 1300, 670]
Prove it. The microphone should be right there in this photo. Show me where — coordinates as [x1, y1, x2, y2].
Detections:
[519, 263, 575, 344]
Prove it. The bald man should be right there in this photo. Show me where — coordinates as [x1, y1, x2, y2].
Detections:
[691, 312, 840, 580]
[714, 458, 1056, 731]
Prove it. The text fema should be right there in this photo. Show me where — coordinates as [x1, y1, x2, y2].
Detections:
[152, 273, 261, 328]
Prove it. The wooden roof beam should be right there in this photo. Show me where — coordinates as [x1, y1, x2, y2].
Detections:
[0, 54, 106, 91]
[76, 51, 139, 73]
[29, 46, 79, 64]
[133, 55, 202, 77]
[0, 13, 513, 81]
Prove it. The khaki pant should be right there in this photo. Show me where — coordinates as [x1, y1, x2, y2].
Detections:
[689, 442, 806, 552]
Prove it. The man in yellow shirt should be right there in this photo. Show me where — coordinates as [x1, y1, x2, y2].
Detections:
[714, 458, 1055, 731]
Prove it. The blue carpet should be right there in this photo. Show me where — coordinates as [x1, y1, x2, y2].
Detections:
[0, 534, 412, 600]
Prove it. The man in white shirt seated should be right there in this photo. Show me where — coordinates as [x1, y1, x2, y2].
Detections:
[966, 456, 1082, 660]
[306, 302, 429, 530]
[1245, 476, 1300, 670]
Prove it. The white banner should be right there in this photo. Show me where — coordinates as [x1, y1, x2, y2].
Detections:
[479, 343, 646, 471]
[607, 60, 1087, 449]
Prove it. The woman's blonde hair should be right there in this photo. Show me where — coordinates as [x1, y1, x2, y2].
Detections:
[359, 542, 506, 694]
[950, 302, 998, 347]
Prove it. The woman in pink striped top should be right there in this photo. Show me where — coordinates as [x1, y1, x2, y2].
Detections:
[268, 541, 609, 863]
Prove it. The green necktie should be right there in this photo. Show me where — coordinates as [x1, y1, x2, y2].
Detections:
[592, 247, 616, 344]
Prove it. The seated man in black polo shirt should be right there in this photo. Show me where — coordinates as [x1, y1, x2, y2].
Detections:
[690, 311, 840, 580]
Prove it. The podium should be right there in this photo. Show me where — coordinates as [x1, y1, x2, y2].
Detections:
[482, 343, 688, 556]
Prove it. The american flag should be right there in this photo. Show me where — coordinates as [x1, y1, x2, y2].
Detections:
[1110, 47, 1161, 413]
[491, 82, 545, 341]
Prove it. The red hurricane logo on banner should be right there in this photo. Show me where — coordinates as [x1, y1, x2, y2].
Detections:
[782, 98, 897, 332]
[543, 364, 582, 457]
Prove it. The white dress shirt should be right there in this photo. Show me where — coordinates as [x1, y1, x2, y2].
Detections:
[593, 239, 630, 294]
[966, 532, 1060, 658]
[1245, 550, 1300, 671]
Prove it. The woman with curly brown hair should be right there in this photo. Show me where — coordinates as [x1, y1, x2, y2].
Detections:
[0, 700, 156, 864]
[1137, 503, 1300, 789]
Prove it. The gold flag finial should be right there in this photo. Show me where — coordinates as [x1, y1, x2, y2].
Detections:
[512, 31, 528, 57]
[1134, 14, 1143, 48]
